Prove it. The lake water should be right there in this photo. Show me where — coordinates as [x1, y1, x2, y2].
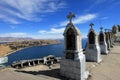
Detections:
[7, 38, 87, 65]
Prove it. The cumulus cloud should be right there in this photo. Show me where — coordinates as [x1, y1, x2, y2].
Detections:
[0, 0, 66, 24]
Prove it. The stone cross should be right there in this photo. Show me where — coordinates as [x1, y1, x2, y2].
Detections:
[105, 29, 107, 32]
[67, 12, 75, 23]
[89, 23, 94, 28]
[100, 27, 103, 31]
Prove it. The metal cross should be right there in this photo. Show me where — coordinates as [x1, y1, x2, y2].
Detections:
[89, 22, 94, 28]
[100, 27, 103, 31]
[67, 12, 75, 23]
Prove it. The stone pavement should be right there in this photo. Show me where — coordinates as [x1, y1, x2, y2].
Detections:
[0, 44, 120, 80]
[88, 44, 120, 80]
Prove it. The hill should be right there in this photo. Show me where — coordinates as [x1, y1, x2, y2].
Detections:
[0, 37, 33, 42]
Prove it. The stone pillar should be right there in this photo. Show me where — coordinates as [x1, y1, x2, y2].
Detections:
[99, 27, 108, 54]
[112, 25, 119, 42]
[85, 23, 102, 63]
[108, 30, 113, 47]
[111, 31, 115, 45]
[60, 12, 89, 80]
[33, 61, 35, 66]
[38, 60, 40, 64]
[21, 63, 23, 68]
[28, 62, 31, 66]
[105, 30, 111, 50]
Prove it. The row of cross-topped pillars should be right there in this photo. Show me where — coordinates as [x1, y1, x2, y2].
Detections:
[88, 22, 114, 51]
[60, 12, 115, 80]
[93, 24, 114, 50]
[86, 22, 115, 63]
[105, 29, 114, 46]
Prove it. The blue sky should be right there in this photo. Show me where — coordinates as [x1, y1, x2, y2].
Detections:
[0, 0, 120, 39]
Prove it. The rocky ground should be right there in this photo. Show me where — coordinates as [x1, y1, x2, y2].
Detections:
[0, 43, 120, 80]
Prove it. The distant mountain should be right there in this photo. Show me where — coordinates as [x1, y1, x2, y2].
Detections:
[58, 39, 64, 43]
[0, 37, 34, 42]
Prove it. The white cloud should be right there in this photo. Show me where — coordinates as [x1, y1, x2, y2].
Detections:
[0, 28, 65, 39]
[0, 14, 20, 24]
[37, 27, 88, 39]
[0, 0, 66, 24]
[37, 14, 97, 39]
[84, 0, 108, 12]
[84, 0, 118, 12]
[74, 14, 97, 24]
[0, 32, 27, 37]
[31, 34, 63, 39]
[37, 28, 65, 39]
[39, 30, 47, 33]
[59, 13, 97, 27]
[101, 17, 108, 20]
[39, 28, 65, 34]
[10, 26, 16, 29]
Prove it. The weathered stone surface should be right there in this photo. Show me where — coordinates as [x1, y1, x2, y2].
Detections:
[100, 44, 108, 54]
[99, 29, 109, 54]
[105, 32, 111, 50]
[85, 23, 102, 63]
[86, 44, 102, 63]
[60, 12, 89, 80]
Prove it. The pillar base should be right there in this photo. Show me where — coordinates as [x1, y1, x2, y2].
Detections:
[85, 44, 102, 63]
[60, 52, 89, 80]
[100, 43, 109, 54]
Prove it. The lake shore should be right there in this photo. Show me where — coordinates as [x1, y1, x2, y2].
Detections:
[0, 40, 61, 57]
[0, 42, 120, 80]
[6, 43, 62, 57]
